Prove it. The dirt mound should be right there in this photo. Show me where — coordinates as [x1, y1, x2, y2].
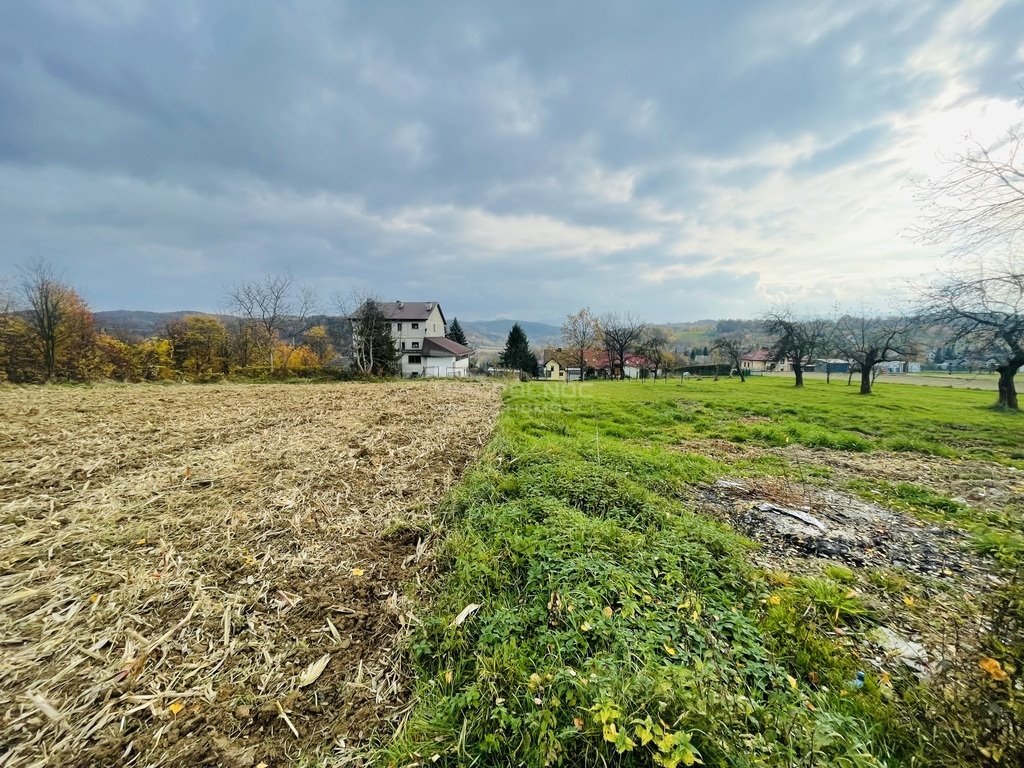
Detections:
[0, 381, 502, 767]
[698, 477, 983, 580]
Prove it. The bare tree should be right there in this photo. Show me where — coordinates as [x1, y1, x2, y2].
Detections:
[225, 273, 316, 372]
[18, 260, 74, 381]
[600, 312, 646, 379]
[835, 314, 918, 395]
[920, 259, 1024, 409]
[638, 327, 670, 379]
[763, 310, 832, 387]
[915, 125, 1024, 258]
[711, 337, 746, 382]
[561, 307, 598, 380]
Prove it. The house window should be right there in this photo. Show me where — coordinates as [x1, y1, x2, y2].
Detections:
[408, 355, 421, 364]
[411, 322, 419, 329]
[412, 341, 420, 349]
[402, 341, 407, 350]
[397, 322, 402, 331]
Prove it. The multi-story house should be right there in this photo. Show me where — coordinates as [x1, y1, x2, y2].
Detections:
[353, 300, 474, 377]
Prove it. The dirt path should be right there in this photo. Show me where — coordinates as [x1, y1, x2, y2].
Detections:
[0, 382, 502, 767]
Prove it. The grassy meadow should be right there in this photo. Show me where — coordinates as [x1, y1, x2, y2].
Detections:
[386, 377, 1023, 767]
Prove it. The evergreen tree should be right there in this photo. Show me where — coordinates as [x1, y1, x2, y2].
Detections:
[499, 323, 537, 373]
[352, 299, 400, 376]
[446, 317, 468, 346]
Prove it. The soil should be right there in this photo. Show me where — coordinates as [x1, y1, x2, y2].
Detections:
[0, 382, 502, 767]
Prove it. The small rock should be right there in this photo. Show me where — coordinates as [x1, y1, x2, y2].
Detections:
[234, 704, 251, 720]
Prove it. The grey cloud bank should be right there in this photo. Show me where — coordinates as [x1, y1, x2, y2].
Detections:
[1, 0, 1022, 322]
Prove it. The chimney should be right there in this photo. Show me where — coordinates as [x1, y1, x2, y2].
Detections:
[396, 300, 404, 309]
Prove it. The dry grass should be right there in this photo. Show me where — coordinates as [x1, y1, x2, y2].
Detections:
[0, 380, 502, 767]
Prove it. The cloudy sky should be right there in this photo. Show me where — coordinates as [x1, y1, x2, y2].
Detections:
[1, 0, 1022, 322]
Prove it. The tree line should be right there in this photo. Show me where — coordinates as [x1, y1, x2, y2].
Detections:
[0, 269, 478, 383]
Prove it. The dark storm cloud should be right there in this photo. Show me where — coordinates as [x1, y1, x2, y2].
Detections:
[1, 0, 1022, 320]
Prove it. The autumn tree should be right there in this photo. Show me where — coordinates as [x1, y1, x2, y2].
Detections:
[561, 307, 598, 380]
[499, 323, 537, 374]
[600, 312, 646, 379]
[166, 316, 229, 377]
[835, 314, 918, 395]
[763, 311, 832, 387]
[18, 261, 74, 381]
[351, 298, 400, 376]
[225, 273, 316, 372]
[304, 325, 335, 365]
[711, 337, 746, 382]
[921, 260, 1024, 409]
[446, 317, 468, 346]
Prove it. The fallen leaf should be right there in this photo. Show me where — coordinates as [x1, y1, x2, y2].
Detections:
[453, 603, 482, 626]
[766, 594, 781, 606]
[663, 644, 676, 656]
[580, 621, 592, 632]
[979, 657, 1010, 682]
[168, 701, 184, 716]
[786, 675, 798, 691]
[602, 606, 613, 619]
[903, 595, 915, 607]
[350, 568, 365, 577]
[297, 654, 331, 688]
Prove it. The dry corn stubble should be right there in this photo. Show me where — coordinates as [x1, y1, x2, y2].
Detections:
[0, 380, 502, 767]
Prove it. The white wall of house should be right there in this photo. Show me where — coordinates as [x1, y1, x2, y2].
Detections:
[401, 353, 469, 378]
[392, 305, 445, 353]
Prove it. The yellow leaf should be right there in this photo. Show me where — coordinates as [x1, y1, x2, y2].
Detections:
[602, 606, 613, 619]
[168, 701, 184, 716]
[979, 657, 1010, 681]
[766, 594, 781, 606]
[351, 568, 365, 577]
[603, 722, 618, 742]
[663, 644, 676, 656]
[581, 621, 592, 632]
[89, 593, 100, 603]
[903, 595, 915, 607]
[786, 675, 798, 691]
[444, 670, 453, 684]
[655, 731, 676, 751]
[573, 716, 584, 730]
[845, 588, 858, 598]
[634, 724, 654, 745]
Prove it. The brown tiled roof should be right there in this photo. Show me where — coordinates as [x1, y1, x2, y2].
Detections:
[422, 336, 474, 358]
[742, 348, 773, 362]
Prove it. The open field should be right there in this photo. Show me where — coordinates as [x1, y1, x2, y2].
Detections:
[0, 381, 502, 767]
[761, 369, 1017, 391]
[390, 378, 1023, 766]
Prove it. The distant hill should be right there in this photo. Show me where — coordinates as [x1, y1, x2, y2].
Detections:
[460, 319, 562, 353]
[94, 310, 232, 336]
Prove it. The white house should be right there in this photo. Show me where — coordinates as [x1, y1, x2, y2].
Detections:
[357, 301, 473, 378]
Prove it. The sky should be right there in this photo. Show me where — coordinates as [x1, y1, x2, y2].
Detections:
[0, 1, 1022, 323]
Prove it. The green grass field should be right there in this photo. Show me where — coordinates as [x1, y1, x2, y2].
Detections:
[384, 378, 1023, 767]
